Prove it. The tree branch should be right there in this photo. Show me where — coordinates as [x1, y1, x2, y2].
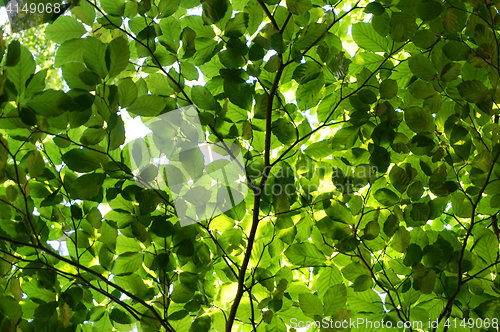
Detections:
[256, 0, 280, 31]
[0, 235, 173, 332]
[225, 56, 285, 332]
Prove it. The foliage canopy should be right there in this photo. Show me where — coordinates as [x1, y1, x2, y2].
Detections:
[0, 0, 500, 331]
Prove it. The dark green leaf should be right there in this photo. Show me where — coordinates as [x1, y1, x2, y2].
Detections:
[107, 37, 130, 78]
[404, 106, 434, 133]
[6, 40, 21, 67]
[71, 173, 106, 200]
[202, 0, 228, 23]
[286, 0, 312, 15]
[374, 188, 399, 206]
[408, 55, 436, 81]
[27, 90, 72, 117]
[62, 149, 108, 172]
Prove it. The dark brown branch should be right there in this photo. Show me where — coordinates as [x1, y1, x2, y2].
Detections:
[225, 56, 285, 332]
[256, 0, 280, 31]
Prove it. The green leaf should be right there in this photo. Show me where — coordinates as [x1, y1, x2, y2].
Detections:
[118, 78, 138, 107]
[337, 235, 360, 252]
[414, 269, 436, 294]
[369, 145, 391, 173]
[286, 0, 312, 15]
[474, 230, 499, 265]
[224, 81, 254, 111]
[55, 39, 85, 67]
[404, 106, 434, 133]
[25, 69, 47, 98]
[374, 188, 399, 206]
[299, 293, 323, 318]
[27, 151, 45, 178]
[403, 243, 422, 266]
[323, 284, 346, 316]
[471, 149, 492, 173]
[245, 0, 264, 35]
[6, 40, 21, 67]
[145, 73, 175, 96]
[202, 0, 228, 24]
[409, 80, 435, 99]
[440, 62, 461, 82]
[365, 2, 385, 15]
[409, 203, 430, 224]
[62, 62, 97, 91]
[417, 0, 443, 21]
[158, 0, 180, 17]
[443, 40, 471, 61]
[110, 308, 132, 324]
[391, 227, 411, 253]
[179, 147, 205, 179]
[80, 70, 101, 86]
[81, 128, 106, 145]
[411, 29, 437, 49]
[292, 62, 321, 85]
[71, 173, 106, 200]
[358, 89, 377, 104]
[111, 252, 143, 276]
[87, 207, 103, 228]
[6, 45, 36, 96]
[141, 316, 162, 332]
[27, 90, 72, 117]
[284, 242, 326, 265]
[347, 289, 384, 313]
[109, 114, 126, 150]
[127, 95, 168, 116]
[159, 17, 181, 53]
[325, 200, 352, 224]
[83, 37, 108, 79]
[408, 181, 424, 201]
[389, 165, 412, 193]
[101, 0, 125, 16]
[106, 37, 130, 78]
[363, 220, 380, 240]
[314, 266, 343, 298]
[180, 62, 199, 80]
[327, 51, 351, 80]
[0, 296, 23, 323]
[45, 16, 87, 44]
[171, 282, 195, 303]
[353, 275, 372, 292]
[457, 80, 489, 103]
[408, 55, 436, 81]
[116, 235, 141, 255]
[294, 23, 328, 50]
[296, 73, 324, 110]
[352, 23, 391, 52]
[62, 149, 108, 172]
[389, 12, 417, 42]
[224, 12, 249, 37]
[191, 86, 216, 110]
[72, 0, 96, 25]
[450, 125, 472, 160]
[272, 118, 296, 145]
[379, 79, 398, 99]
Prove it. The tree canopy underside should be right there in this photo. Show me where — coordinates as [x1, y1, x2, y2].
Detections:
[0, 0, 500, 331]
